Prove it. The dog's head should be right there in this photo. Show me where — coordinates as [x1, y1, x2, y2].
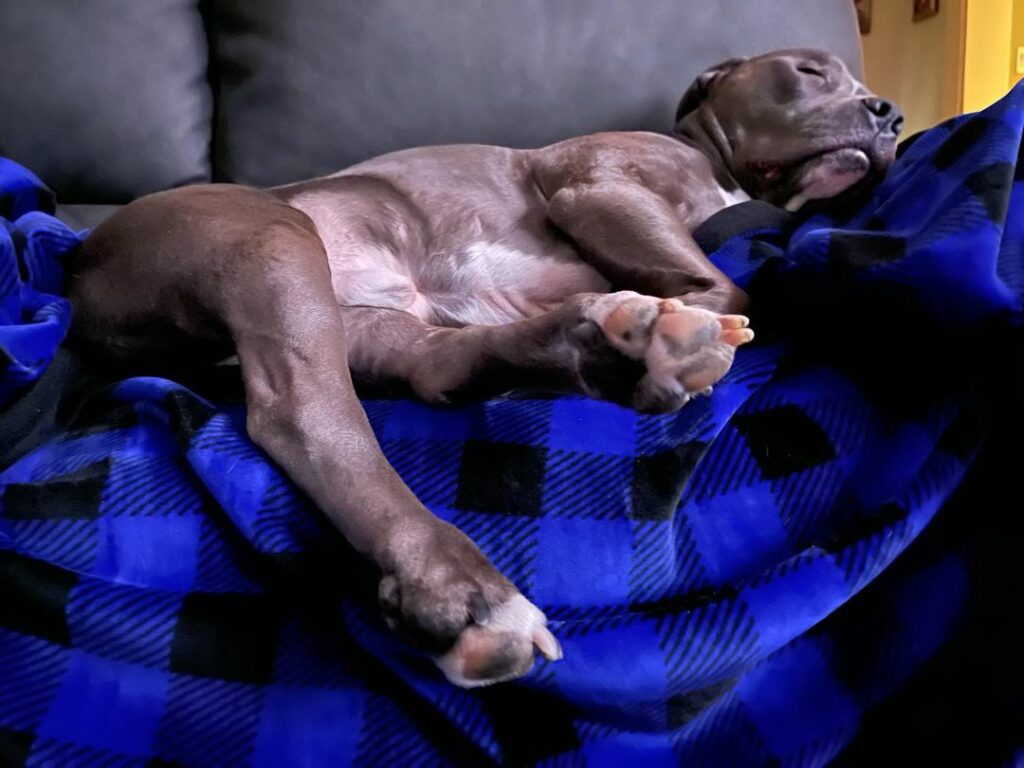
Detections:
[675, 48, 903, 211]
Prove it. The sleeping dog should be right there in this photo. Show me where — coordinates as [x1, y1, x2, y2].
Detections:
[68, 49, 902, 687]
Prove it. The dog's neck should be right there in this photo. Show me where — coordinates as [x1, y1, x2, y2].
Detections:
[674, 110, 747, 196]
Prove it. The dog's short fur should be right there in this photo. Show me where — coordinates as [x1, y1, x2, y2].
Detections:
[67, 49, 902, 687]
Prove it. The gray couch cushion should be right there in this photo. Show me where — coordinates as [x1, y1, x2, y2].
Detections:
[0, 0, 212, 204]
[55, 204, 122, 232]
[208, 0, 862, 187]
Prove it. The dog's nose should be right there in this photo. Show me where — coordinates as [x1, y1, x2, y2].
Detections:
[863, 97, 892, 118]
[863, 97, 903, 135]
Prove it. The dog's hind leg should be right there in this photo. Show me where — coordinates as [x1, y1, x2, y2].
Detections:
[341, 292, 752, 413]
[68, 185, 560, 687]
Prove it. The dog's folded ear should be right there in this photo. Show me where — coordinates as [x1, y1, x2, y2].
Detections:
[674, 57, 747, 129]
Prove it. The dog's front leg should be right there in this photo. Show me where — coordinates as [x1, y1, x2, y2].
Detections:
[547, 182, 749, 315]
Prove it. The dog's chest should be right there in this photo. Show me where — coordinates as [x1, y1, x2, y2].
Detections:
[679, 183, 752, 229]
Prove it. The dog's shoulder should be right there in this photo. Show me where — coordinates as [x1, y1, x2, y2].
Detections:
[531, 131, 713, 194]
[539, 130, 700, 160]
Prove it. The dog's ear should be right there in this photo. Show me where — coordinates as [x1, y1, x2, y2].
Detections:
[674, 57, 747, 128]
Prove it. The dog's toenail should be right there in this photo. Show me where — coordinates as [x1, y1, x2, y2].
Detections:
[533, 626, 563, 661]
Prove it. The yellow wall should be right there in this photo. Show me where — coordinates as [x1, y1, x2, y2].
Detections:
[861, 0, 966, 135]
[1011, 0, 1024, 87]
[861, 0, 1024, 123]
[963, 0, 1012, 112]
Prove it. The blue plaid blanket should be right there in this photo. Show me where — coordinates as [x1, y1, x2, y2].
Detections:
[2, 81, 1023, 766]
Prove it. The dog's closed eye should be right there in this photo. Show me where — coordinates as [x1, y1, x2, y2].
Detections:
[797, 65, 827, 80]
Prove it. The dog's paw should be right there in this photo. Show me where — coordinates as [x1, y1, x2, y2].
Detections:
[434, 594, 561, 688]
[567, 291, 753, 413]
[378, 521, 560, 687]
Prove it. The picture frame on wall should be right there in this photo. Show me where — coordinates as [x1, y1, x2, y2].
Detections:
[854, 0, 872, 34]
[913, 0, 940, 22]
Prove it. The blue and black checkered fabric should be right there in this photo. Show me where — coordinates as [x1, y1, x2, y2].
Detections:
[2, 81, 1023, 766]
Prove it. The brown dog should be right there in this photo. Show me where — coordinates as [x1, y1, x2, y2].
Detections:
[67, 49, 902, 687]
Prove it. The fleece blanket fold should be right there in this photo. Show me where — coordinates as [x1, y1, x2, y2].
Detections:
[1, 84, 1023, 766]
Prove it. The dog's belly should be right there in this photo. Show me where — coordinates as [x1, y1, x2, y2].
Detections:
[334, 238, 610, 326]
[280, 148, 611, 326]
[418, 241, 609, 325]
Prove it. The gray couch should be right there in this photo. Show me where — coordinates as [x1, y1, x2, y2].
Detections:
[0, 0, 861, 231]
